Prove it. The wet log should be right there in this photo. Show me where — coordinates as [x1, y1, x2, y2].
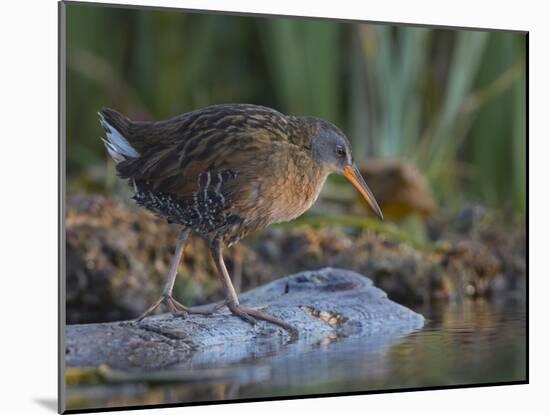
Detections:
[65, 268, 424, 371]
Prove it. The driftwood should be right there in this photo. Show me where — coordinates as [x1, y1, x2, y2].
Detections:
[65, 268, 424, 371]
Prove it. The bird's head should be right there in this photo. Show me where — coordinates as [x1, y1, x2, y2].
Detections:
[309, 118, 384, 221]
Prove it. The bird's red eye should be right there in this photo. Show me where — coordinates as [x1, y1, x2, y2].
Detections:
[336, 145, 346, 157]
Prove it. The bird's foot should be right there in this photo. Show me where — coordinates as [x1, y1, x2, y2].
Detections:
[226, 303, 296, 333]
[183, 301, 227, 315]
[134, 294, 223, 322]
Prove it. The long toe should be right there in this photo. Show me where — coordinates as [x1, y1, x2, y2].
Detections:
[185, 301, 226, 315]
[227, 304, 297, 333]
[167, 296, 191, 314]
[134, 294, 189, 322]
[227, 303, 257, 325]
[134, 296, 165, 322]
[239, 306, 297, 333]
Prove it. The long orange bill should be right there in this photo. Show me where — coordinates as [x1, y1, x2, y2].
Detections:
[343, 164, 384, 221]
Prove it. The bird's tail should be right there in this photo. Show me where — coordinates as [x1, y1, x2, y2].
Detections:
[98, 108, 140, 163]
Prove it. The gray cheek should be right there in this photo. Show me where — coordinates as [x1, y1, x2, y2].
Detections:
[323, 161, 340, 174]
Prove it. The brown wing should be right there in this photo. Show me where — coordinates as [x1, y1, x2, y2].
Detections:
[101, 104, 290, 154]
[115, 104, 293, 211]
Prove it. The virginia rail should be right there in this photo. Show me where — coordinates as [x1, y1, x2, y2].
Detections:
[99, 104, 383, 331]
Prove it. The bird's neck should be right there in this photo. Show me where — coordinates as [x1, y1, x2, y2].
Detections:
[267, 151, 327, 224]
[286, 116, 318, 150]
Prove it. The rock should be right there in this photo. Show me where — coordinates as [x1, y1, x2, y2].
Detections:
[65, 268, 424, 370]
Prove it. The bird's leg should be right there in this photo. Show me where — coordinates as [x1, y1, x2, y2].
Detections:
[210, 241, 296, 332]
[231, 248, 243, 294]
[135, 229, 218, 322]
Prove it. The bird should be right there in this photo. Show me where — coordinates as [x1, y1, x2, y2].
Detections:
[99, 103, 383, 332]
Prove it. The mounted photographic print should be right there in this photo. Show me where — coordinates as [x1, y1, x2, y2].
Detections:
[59, 1, 528, 413]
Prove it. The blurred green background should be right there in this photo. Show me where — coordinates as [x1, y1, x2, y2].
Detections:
[65, 3, 526, 216]
[63, 6, 527, 408]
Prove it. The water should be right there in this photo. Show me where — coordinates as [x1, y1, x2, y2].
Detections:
[66, 297, 526, 410]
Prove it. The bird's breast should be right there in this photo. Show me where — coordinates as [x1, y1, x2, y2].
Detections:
[257, 154, 326, 225]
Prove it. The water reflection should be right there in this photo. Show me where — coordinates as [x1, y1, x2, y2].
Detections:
[66, 297, 526, 411]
